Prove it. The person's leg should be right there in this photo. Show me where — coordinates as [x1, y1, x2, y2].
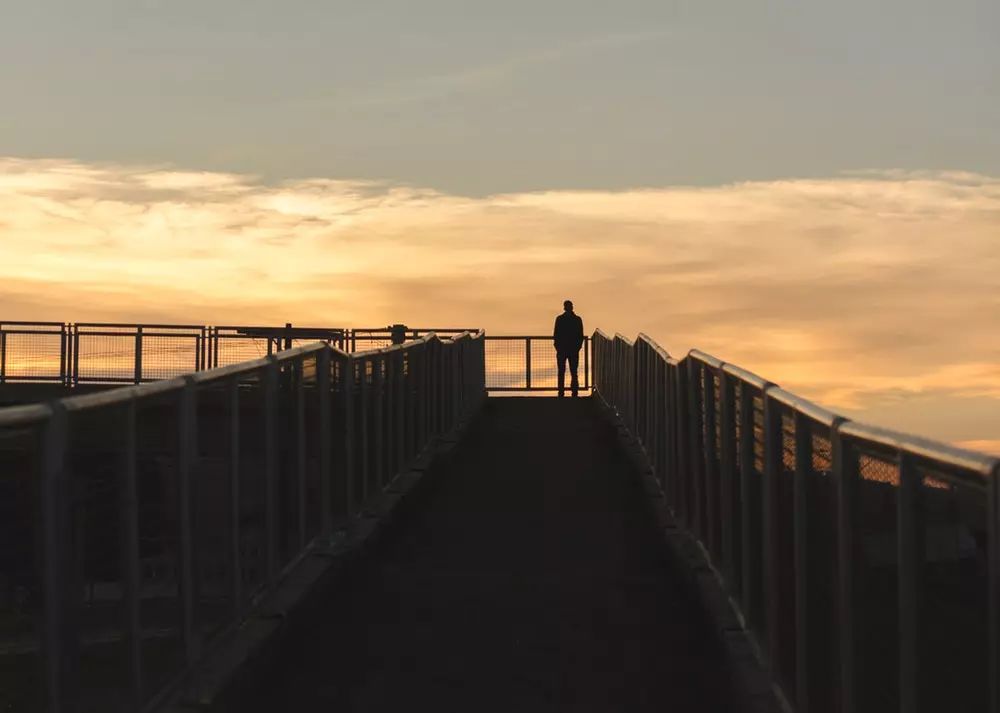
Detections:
[568, 350, 580, 397]
[556, 351, 567, 397]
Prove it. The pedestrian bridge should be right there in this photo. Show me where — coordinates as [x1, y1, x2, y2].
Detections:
[1, 324, 998, 713]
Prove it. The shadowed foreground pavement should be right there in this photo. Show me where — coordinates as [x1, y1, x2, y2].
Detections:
[235, 398, 741, 712]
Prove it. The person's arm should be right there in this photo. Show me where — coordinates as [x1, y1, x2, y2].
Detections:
[576, 316, 585, 349]
[553, 317, 560, 347]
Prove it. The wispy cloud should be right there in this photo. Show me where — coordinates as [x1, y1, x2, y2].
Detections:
[0, 157, 997, 445]
[335, 30, 670, 109]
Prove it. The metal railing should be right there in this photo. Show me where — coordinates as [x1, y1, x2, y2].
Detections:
[0, 323, 589, 393]
[592, 330, 1000, 713]
[0, 331, 486, 713]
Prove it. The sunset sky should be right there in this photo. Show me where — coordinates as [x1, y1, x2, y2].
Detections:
[1, 1, 998, 451]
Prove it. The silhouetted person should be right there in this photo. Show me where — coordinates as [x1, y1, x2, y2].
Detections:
[553, 300, 584, 398]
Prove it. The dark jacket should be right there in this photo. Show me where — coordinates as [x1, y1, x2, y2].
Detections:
[553, 311, 584, 353]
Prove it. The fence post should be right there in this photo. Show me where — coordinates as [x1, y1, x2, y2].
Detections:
[359, 358, 370, 502]
[342, 355, 356, 517]
[740, 384, 760, 632]
[0, 327, 6, 384]
[228, 376, 243, 615]
[134, 325, 143, 384]
[295, 359, 307, 551]
[525, 337, 532, 391]
[762, 389, 782, 675]
[719, 371, 737, 590]
[263, 359, 278, 586]
[834, 427, 858, 713]
[178, 377, 200, 663]
[990, 462, 1000, 713]
[120, 396, 143, 706]
[373, 354, 385, 489]
[40, 403, 75, 713]
[318, 349, 332, 537]
[794, 411, 813, 712]
[897, 453, 923, 713]
[72, 325, 80, 386]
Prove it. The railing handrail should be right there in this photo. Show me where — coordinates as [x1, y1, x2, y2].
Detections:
[590, 327, 1000, 713]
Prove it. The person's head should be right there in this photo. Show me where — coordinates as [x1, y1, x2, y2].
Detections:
[563, 300, 573, 312]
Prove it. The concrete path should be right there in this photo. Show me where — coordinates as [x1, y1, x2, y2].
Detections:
[237, 398, 740, 712]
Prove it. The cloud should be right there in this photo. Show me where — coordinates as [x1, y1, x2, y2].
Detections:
[0, 157, 998, 445]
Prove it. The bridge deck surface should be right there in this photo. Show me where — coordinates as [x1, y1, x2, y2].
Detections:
[237, 398, 739, 712]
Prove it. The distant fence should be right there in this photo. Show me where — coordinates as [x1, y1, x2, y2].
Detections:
[0, 331, 486, 713]
[593, 331, 1000, 713]
[0, 323, 589, 393]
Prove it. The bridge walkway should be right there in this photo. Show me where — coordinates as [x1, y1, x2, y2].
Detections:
[234, 398, 740, 712]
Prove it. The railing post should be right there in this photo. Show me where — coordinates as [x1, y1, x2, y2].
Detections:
[72, 324, 80, 386]
[373, 355, 385, 490]
[834, 427, 858, 713]
[228, 376, 243, 615]
[120, 397, 143, 707]
[134, 325, 143, 384]
[719, 371, 737, 590]
[295, 359, 307, 551]
[359, 358, 370, 502]
[40, 403, 75, 713]
[0, 326, 6, 384]
[342, 354, 356, 518]
[178, 377, 200, 663]
[990, 462, 1000, 713]
[740, 384, 760, 632]
[525, 337, 532, 391]
[897, 453, 923, 713]
[704, 366, 720, 559]
[262, 360, 278, 586]
[762, 390, 782, 675]
[794, 411, 813, 712]
[318, 349, 332, 537]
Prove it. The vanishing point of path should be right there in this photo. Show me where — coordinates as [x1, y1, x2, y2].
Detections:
[233, 398, 741, 712]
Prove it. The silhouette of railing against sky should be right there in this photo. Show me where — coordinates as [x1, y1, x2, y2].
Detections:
[1, 323, 999, 713]
[0, 322, 589, 393]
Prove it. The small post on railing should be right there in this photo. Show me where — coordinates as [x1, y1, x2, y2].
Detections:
[71, 325, 80, 386]
[178, 377, 200, 663]
[295, 360, 307, 551]
[59, 323, 67, 386]
[373, 355, 385, 490]
[263, 359, 279, 586]
[0, 326, 6, 384]
[284, 322, 293, 351]
[40, 403, 75, 713]
[719, 371, 737, 590]
[525, 337, 532, 391]
[228, 376, 243, 615]
[342, 355, 356, 518]
[762, 390, 783, 675]
[134, 326, 143, 384]
[318, 349, 332, 536]
[897, 453, 923, 713]
[834, 428, 858, 713]
[395, 350, 405, 476]
[793, 411, 813, 713]
[739, 384, 759, 630]
[989, 462, 1000, 713]
[120, 397, 143, 706]
[359, 358, 370, 502]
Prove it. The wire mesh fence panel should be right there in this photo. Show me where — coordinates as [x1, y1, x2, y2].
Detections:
[855, 451, 901, 713]
[214, 336, 274, 368]
[772, 409, 797, 696]
[529, 339, 560, 390]
[2, 329, 65, 381]
[66, 401, 133, 713]
[192, 382, 236, 645]
[0, 423, 44, 713]
[915, 466, 988, 713]
[76, 334, 137, 383]
[134, 391, 185, 703]
[805, 425, 839, 713]
[140, 335, 201, 381]
[236, 373, 267, 605]
[484, 340, 527, 390]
